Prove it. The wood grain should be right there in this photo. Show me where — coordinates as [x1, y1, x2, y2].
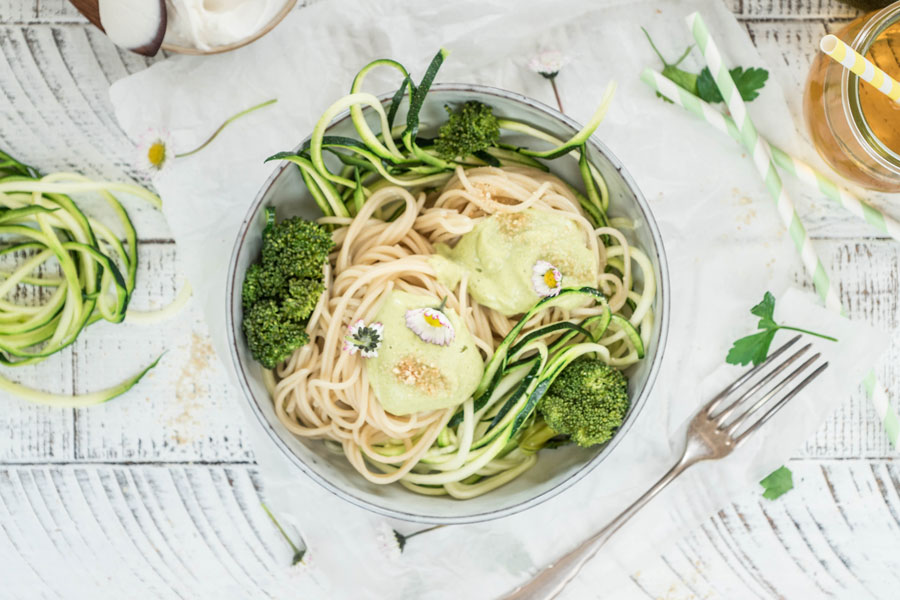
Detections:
[5, 462, 900, 599]
[741, 0, 862, 19]
[67, 0, 100, 30]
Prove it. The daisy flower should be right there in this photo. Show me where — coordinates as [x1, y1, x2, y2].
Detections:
[532, 260, 562, 298]
[375, 522, 404, 561]
[136, 128, 174, 176]
[405, 303, 455, 346]
[343, 320, 384, 358]
[527, 49, 572, 80]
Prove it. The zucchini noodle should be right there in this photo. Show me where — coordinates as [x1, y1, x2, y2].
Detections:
[0, 168, 187, 405]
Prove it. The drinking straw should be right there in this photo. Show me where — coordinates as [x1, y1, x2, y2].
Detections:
[688, 12, 842, 313]
[639, 68, 900, 242]
[687, 12, 900, 446]
[820, 34, 900, 104]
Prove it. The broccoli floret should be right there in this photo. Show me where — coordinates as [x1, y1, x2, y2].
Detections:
[242, 300, 310, 369]
[535, 358, 630, 448]
[261, 216, 335, 280]
[434, 101, 500, 160]
[242, 263, 286, 306]
[282, 278, 325, 321]
[241, 209, 333, 368]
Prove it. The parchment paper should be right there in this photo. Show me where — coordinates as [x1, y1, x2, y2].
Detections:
[110, 0, 892, 597]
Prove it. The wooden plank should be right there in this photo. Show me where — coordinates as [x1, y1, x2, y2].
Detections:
[0, 465, 300, 598]
[0, 2, 36, 23]
[741, 0, 862, 19]
[0, 359, 74, 463]
[71, 242, 253, 463]
[0, 25, 170, 239]
[615, 460, 900, 599]
[0, 242, 250, 464]
[3, 461, 898, 598]
[35, 0, 87, 23]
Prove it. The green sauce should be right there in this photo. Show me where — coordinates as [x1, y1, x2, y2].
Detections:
[430, 209, 597, 316]
[366, 290, 484, 416]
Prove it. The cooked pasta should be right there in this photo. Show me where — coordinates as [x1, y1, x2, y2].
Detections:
[269, 166, 653, 496]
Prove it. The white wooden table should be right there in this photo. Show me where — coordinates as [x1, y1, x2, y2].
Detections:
[2, 1, 899, 598]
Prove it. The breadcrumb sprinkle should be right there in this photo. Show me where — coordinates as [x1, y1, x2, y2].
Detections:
[497, 212, 531, 235]
[392, 356, 449, 396]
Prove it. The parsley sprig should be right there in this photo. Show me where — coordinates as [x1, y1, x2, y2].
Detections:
[726, 292, 837, 366]
[642, 28, 769, 104]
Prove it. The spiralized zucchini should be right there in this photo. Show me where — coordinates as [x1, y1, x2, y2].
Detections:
[0, 154, 187, 406]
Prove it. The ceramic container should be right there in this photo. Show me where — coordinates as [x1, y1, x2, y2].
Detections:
[225, 84, 670, 524]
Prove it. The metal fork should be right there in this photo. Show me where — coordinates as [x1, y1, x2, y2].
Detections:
[503, 335, 828, 600]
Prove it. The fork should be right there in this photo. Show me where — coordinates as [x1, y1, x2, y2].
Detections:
[503, 335, 828, 600]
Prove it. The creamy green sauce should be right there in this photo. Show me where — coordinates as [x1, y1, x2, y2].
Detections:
[366, 290, 484, 416]
[430, 209, 597, 316]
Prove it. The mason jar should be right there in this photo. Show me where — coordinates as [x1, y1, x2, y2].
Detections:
[803, 1, 900, 192]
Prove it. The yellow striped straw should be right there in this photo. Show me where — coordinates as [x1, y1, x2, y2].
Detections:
[820, 34, 900, 103]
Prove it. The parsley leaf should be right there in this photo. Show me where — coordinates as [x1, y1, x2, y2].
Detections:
[642, 27, 770, 105]
[760, 466, 793, 500]
[726, 291, 838, 366]
[726, 330, 777, 367]
[697, 66, 769, 104]
[750, 291, 778, 331]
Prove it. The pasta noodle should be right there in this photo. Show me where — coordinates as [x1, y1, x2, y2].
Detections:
[271, 166, 650, 495]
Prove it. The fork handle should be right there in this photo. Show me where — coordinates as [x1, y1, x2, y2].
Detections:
[502, 457, 693, 600]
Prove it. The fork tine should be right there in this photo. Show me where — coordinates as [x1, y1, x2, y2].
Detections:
[735, 361, 829, 445]
[725, 353, 821, 434]
[711, 342, 811, 423]
[705, 334, 802, 415]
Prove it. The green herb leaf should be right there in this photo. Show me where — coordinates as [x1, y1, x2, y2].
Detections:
[726, 291, 837, 366]
[760, 465, 793, 500]
[726, 329, 777, 367]
[697, 66, 769, 104]
[749, 291, 775, 320]
[750, 291, 778, 330]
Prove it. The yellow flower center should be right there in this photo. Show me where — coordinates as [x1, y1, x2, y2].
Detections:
[147, 141, 167, 169]
[543, 269, 559, 288]
[423, 312, 444, 328]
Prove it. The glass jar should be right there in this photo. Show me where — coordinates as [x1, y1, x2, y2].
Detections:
[803, 2, 900, 192]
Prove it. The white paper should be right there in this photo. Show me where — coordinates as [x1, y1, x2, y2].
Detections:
[109, 0, 891, 597]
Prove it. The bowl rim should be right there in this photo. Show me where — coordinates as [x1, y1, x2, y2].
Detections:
[161, 0, 298, 55]
[225, 82, 671, 524]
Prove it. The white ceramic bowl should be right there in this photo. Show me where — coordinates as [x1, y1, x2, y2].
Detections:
[161, 0, 297, 55]
[226, 84, 670, 524]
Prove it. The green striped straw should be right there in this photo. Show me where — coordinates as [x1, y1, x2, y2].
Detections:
[640, 68, 900, 243]
[688, 12, 841, 312]
[686, 11, 900, 445]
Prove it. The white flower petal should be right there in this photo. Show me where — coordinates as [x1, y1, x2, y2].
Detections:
[405, 307, 455, 346]
[527, 50, 572, 76]
[532, 260, 562, 298]
[375, 521, 403, 561]
[135, 128, 174, 176]
[343, 320, 383, 357]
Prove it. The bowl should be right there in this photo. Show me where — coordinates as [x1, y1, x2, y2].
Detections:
[161, 0, 297, 55]
[226, 84, 670, 524]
